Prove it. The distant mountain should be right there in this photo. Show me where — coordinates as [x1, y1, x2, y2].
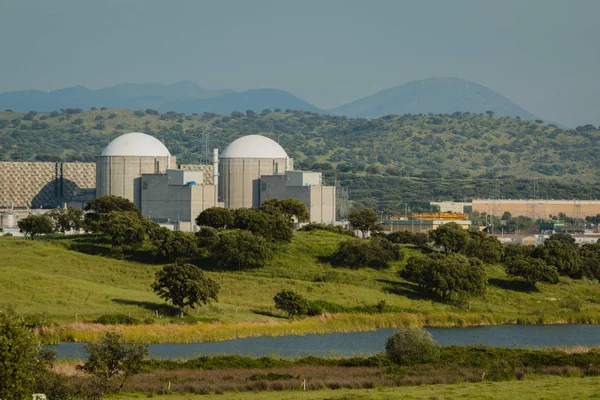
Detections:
[329, 77, 541, 121]
[0, 77, 544, 122]
[162, 88, 323, 115]
[0, 81, 232, 112]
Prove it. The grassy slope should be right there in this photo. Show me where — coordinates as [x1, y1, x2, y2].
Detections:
[2, 231, 600, 342]
[107, 375, 600, 400]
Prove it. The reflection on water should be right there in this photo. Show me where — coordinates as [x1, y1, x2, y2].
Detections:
[49, 324, 600, 360]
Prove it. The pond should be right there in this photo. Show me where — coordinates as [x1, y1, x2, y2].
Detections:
[49, 324, 600, 359]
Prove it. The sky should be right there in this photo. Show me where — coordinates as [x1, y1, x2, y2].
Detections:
[0, 0, 599, 127]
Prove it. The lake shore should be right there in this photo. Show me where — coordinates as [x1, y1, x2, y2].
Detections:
[39, 310, 600, 344]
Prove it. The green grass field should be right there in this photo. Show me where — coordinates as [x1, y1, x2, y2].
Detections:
[2, 231, 600, 343]
[106, 375, 600, 400]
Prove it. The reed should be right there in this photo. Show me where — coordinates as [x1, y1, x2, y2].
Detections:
[41, 311, 600, 344]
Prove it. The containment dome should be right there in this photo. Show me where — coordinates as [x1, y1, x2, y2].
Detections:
[220, 135, 288, 159]
[101, 132, 171, 157]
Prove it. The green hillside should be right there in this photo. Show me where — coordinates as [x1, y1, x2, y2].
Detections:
[1, 108, 600, 214]
[1, 232, 599, 343]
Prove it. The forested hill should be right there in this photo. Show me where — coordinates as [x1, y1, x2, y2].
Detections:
[1, 108, 599, 214]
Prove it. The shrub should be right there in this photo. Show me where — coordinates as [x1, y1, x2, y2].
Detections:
[401, 253, 487, 300]
[213, 230, 273, 269]
[505, 256, 559, 288]
[299, 223, 355, 236]
[386, 230, 429, 246]
[332, 237, 402, 269]
[385, 328, 440, 365]
[94, 314, 140, 325]
[273, 290, 309, 318]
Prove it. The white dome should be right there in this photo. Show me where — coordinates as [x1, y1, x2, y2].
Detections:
[101, 132, 171, 157]
[220, 135, 288, 159]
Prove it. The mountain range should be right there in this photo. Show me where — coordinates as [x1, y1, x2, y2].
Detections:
[0, 78, 544, 122]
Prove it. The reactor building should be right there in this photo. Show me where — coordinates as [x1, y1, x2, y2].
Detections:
[93, 132, 336, 231]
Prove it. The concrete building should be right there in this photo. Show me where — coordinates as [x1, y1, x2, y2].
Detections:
[217, 134, 336, 223]
[259, 171, 336, 223]
[432, 199, 600, 219]
[430, 201, 472, 214]
[96, 132, 175, 207]
[139, 169, 221, 232]
[218, 135, 291, 209]
[383, 219, 471, 233]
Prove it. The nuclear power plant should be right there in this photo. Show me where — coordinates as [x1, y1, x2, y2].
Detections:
[0, 132, 337, 231]
[96, 132, 335, 231]
[0, 132, 336, 232]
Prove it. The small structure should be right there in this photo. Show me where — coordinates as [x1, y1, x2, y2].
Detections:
[383, 218, 471, 233]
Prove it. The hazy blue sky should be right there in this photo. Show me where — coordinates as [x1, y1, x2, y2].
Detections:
[1, 0, 598, 126]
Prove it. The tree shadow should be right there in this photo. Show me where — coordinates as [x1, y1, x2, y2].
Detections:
[251, 309, 287, 319]
[377, 279, 444, 302]
[488, 278, 537, 293]
[112, 298, 179, 316]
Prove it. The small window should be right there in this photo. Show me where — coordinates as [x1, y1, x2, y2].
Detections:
[143, 182, 148, 190]
[261, 182, 267, 191]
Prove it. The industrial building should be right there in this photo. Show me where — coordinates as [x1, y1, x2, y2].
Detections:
[96, 132, 175, 205]
[432, 199, 600, 219]
[0, 132, 336, 231]
[383, 213, 471, 233]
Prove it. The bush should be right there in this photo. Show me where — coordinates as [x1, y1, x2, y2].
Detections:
[299, 223, 355, 236]
[385, 328, 440, 365]
[386, 231, 429, 246]
[332, 237, 402, 269]
[401, 253, 487, 300]
[94, 314, 140, 325]
[505, 256, 559, 289]
[273, 290, 309, 318]
[213, 230, 273, 269]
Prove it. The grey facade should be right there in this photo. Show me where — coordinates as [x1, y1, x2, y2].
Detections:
[260, 171, 336, 224]
[139, 172, 222, 232]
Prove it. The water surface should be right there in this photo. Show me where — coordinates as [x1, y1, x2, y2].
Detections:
[49, 324, 600, 359]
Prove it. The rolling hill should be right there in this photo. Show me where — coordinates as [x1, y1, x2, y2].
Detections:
[0, 108, 598, 214]
[0, 81, 232, 112]
[162, 88, 323, 115]
[330, 77, 540, 121]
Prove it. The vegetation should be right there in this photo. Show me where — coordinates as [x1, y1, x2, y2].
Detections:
[2, 227, 600, 343]
[259, 198, 310, 223]
[505, 257, 559, 289]
[428, 222, 470, 254]
[98, 211, 146, 253]
[4, 109, 600, 214]
[332, 237, 402, 269]
[0, 309, 41, 399]
[78, 332, 148, 392]
[60, 345, 600, 397]
[47, 206, 84, 234]
[152, 264, 220, 317]
[195, 207, 234, 229]
[385, 328, 440, 365]
[401, 253, 487, 300]
[84, 195, 140, 232]
[385, 230, 429, 246]
[150, 228, 198, 264]
[102, 376, 600, 400]
[273, 290, 309, 318]
[212, 229, 273, 270]
[348, 208, 382, 236]
[17, 214, 55, 239]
